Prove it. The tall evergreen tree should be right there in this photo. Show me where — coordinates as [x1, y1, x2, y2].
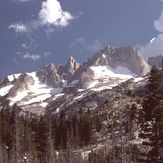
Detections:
[33, 116, 48, 163]
[139, 66, 163, 162]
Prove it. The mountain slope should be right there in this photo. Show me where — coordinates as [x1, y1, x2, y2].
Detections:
[0, 45, 150, 115]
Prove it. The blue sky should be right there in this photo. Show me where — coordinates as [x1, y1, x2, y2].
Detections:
[0, 0, 163, 77]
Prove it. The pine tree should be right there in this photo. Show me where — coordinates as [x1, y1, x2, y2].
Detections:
[139, 66, 163, 162]
[33, 116, 48, 163]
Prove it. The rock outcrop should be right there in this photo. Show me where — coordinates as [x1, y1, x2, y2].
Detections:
[8, 73, 35, 97]
[87, 45, 150, 76]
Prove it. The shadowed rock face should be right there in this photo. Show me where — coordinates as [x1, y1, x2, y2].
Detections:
[0, 77, 10, 87]
[87, 45, 150, 76]
[8, 73, 35, 97]
[36, 64, 63, 87]
[36, 57, 80, 87]
[65, 56, 80, 74]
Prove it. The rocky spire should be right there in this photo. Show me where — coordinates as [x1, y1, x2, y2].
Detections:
[66, 56, 80, 74]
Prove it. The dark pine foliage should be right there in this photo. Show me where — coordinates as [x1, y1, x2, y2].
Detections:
[139, 66, 163, 163]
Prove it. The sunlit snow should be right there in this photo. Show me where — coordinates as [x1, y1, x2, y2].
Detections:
[0, 85, 13, 96]
[22, 94, 51, 105]
[88, 66, 137, 89]
[90, 66, 136, 79]
[74, 93, 87, 100]
[8, 73, 21, 82]
[9, 72, 63, 106]
[10, 91, 28, 105]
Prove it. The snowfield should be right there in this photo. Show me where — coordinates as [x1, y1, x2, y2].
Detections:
[90, 66, 136, 79]
[8, 72, 63, 107]
[0, 85, 13, 96]
[87, 66, 137, 90]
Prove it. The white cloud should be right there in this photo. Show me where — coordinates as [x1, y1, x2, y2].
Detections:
[141, 3, 163, 60]
[9, 0, 74, 34]
[23, 53, 41, 61]
[9, 23, 28, 34]
[141, 34, 163, 59]
[39, 0, 74, 27]
[154, 11, 163, 32]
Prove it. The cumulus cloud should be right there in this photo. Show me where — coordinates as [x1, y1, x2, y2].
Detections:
[141, 1, 163, 60]
[141, 34, 163, 60]
[8, 23, 28, 34]
[9, 0, 74, 35]
[39, 0, 74, 27]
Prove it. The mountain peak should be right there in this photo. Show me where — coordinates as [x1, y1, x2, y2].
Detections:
[87, 45, 150, 76]
[66, 56, 80, 73]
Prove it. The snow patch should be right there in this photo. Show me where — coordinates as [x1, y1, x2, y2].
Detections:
[91, 84, 118, 91]
[8, 73, 21, 82]
[102, 54, 106, 58]
[78, 89, 85, 92]
[53, 107, 60, 114]
[22, 94, 51, 105]
[134, 77, 144, 82]
[40, 102, 48, 107]
[82, 150, 91, 160]
[0, 85, 13, 96]
[70, 80, 79, 85]
[87, 66, 136, 89]
[53, 93, 64, 100]
[90, 66, 136, 79]
[27, 72, 54, 95]
[62, 79, 67, 87]
[9, 72, 63, 105]
[10, 91, 28, 105]
[74, 93, 87, 100]
[88, 80, 99, 89]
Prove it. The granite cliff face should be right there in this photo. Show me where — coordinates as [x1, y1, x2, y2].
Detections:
[87, 45, 150, 76]
[36, 57, 80, 87]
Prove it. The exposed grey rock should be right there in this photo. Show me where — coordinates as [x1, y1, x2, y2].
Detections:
[37, 64, 63, 87]
[0, 77, 11, 87]
[80, 67, 95, 88]
[65, 56, 80, 74]
[87, 45, 150, 76]
[36, 57, 80, 87]
[8, 73, 35, 97]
